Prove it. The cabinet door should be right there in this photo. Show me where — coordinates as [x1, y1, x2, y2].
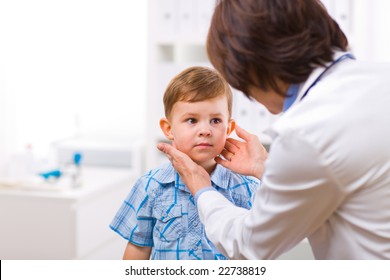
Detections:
[75, 180, 132, 259]
[0, 194, 75, 259]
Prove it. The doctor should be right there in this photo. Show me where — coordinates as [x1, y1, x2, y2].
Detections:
[158, 0, 390, 259]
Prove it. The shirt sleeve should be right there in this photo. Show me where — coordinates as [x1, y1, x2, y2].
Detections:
[109, 177, 154, 247]
[231, 176, 260, 209]
[197, 131, 345, 259]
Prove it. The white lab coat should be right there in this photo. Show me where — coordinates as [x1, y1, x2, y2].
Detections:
[197, 52, 390, 259]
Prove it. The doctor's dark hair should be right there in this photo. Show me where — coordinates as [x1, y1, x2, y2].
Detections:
[207, 0, 349, 97]
[163, 66, 233, 119]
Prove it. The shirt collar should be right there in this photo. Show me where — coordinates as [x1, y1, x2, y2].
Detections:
[155, 162, 231, 192]
[282, 83, 301, 112]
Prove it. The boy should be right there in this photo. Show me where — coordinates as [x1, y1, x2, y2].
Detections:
[110, 66, 259, 260]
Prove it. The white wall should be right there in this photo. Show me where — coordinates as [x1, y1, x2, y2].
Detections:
[322, 0, 390, 62]
[370, 0, 390, 61]
[0, 1, 148, 158]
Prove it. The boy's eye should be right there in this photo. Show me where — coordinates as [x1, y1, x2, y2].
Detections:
[186, 118, 197, 124]
[211, 118, 222, 124]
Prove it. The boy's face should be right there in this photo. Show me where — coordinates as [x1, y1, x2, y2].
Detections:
[160, 94, 235, 168]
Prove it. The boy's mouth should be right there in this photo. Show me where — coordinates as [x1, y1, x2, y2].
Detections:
[195, 142, 213, 147]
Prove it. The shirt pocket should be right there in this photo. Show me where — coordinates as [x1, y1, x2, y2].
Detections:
[152, 204, 184, 242]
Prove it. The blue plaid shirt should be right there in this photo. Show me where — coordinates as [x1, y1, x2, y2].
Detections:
[110, 163, 259, 260]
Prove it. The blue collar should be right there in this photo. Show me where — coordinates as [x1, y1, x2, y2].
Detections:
[282, 83, 300, 112]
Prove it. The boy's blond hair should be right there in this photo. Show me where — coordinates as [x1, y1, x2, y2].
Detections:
[163, 66, 233, 119]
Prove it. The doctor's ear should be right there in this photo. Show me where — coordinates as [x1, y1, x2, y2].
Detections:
[159, 118, 174, 141]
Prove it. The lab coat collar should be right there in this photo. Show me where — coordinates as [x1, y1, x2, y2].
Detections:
[290, 50, 353, 109]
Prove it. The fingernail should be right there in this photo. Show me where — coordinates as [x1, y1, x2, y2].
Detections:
[157, 143, 164, 151]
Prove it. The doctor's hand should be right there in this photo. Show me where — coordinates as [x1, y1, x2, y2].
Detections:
[216, 125, 268, 180]
[157, 143, 211, 196]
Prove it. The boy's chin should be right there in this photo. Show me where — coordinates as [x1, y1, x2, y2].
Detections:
[192, 157, 217, 166]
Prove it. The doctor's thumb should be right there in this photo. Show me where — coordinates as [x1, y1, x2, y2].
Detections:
[157, 143, 174, 161]
[157, 143, 169, 153]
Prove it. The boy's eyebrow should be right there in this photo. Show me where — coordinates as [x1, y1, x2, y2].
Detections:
[181, 112, 199, 117]
[210, 112, 225, 116]
[181, 112, 225, 117]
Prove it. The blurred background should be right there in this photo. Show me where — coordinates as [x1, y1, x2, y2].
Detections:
[0, 0, 389, 259]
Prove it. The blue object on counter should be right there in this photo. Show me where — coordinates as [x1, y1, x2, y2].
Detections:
[38, 153, 82, 183]
[39, 169, 62, 180]
[73, 152, 82, 166]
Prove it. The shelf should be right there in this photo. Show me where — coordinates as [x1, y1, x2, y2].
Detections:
[156, 44, 208, 63]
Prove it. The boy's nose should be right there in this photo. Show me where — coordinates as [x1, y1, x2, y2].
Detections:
[198, 124, 212, 137]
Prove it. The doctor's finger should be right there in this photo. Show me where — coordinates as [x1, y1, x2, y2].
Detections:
[157, 143, 182, 161]
[226, 137, 246, 148]
[235, 125, 257, 143]
[220, 149, 234, 161]
[157, 143, 177, 161]
[224, 139, 241, 153]
[157, 143, 191, 165]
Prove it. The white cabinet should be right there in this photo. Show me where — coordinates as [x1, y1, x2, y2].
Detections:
[0, 167, 136, 259]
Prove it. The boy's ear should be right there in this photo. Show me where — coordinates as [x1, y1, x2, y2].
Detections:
[159, 118, 174, 140]
[227, 119, 236, 136]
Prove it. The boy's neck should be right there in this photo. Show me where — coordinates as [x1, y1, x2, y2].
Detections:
[200, 160, 217, 175]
